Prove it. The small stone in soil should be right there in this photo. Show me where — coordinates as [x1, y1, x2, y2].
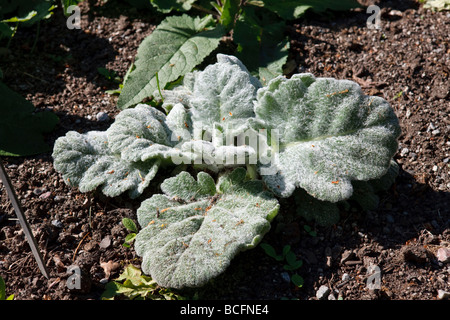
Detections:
[316, 285, 330, 300]
[39, 191, 52, 199]
[33, 188, 44, 196]
[96, 111, 109, 122]
[437, 290, 450, 300]
[54, 195, 64, 202]
[400, 148, 409, 157]
[51, 220, 63, 228]
[436, 247, 450, 263]
[99, 236, 112, 249]
[342, 273, 350, 281]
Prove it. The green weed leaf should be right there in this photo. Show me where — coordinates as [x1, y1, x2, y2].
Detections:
[62, 1, 84, 16]
[102, 264, 182, 300]
[150, 0, 196, 13]
[290, 273, 304, 287]
[117, 14, 225, 109]
[0, 276, 13, 300]
[0, 276, 5, 300]
[122, 218, 138, 233]
[220, 0, 241, 30]
[233, 7, 289, 84]
[260, 243, 283, 261]
[284, 251, 303, 270]
[1, 1, 56, 26]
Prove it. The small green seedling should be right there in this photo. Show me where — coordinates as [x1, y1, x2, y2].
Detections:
[122, 218, 138, 248]
[261, 243, 303, 270]
[393, 91, 403, 100]
[303, 224, 317, 237]
[284, 249, 303, 271]
[261, 243, 304, 287]
[290, 273, 304, 288]
[0, 276, 14, 300]
[105, 63, 135, 95]
[260, 242, 288, 261]
[97, 67, 121, 84]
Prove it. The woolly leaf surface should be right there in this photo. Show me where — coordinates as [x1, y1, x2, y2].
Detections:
[295, 189, 340, 227]
[134, 168, 279, 289]
[187, 54, 262, 135]
[106, 104, 194, 163]
[160, 171, 216, 202]
[349, 159, 399, 210]
[295, 160, 400, 225]
[52, 131, 159, 198]
[255, 74, 401, 202]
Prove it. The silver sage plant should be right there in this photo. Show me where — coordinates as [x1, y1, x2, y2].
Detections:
[52, 54, 401, 289]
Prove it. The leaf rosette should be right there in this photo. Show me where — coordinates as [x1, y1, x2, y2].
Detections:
[51, 53, 402, 290]
[158, 54, 265, 168]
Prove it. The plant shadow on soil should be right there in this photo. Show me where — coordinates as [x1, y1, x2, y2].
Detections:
[0, 9, 118, 97]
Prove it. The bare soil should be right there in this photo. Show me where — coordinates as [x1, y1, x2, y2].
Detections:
[0, 0, 449, 301]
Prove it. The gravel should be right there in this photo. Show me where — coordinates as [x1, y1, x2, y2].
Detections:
[316, 285, 331, 300]
[96, 111, 110, 122]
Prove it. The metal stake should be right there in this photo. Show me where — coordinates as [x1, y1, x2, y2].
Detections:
[0, 159, 49, 278]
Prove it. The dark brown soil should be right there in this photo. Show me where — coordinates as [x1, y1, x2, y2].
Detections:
[0, 0, 449, 301]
